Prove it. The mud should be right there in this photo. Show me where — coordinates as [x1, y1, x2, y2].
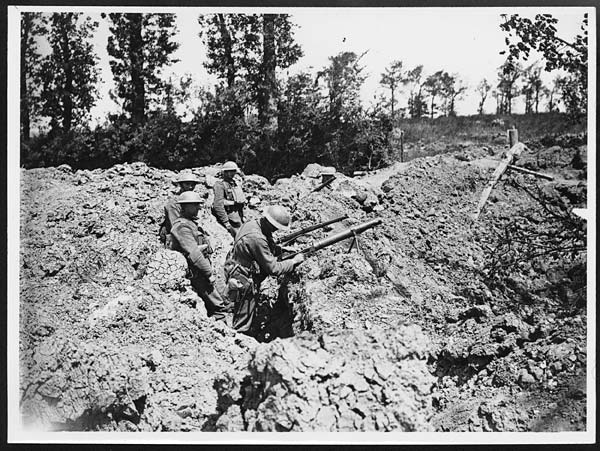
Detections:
[18, 136, 588, 432]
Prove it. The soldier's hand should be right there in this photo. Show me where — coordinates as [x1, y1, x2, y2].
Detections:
[292, 253, 305, 266]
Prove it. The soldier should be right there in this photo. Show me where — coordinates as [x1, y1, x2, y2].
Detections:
[170, 191, 228, 322]
[223, 205, 304, 339]
[159, 172, 202, 247]
[212, 161, 246, 238]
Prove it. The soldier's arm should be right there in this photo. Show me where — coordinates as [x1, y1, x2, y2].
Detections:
[165, 201, 181, 227]
[212, 182, 231, 226]
[250, 236, 296, 276]
[171, 224, 213, 278]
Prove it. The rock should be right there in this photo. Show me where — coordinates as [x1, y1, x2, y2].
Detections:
[518, 369, 536, 386]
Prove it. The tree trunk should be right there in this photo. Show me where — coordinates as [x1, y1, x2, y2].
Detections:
[390, 83, 395, 121]
[20, 18, 31, 140]
[60, 15, 73, 132]
[259, 14, 277, 132]
[430, 94, 435, 118]
[217, 14, 236, 88]
[130, 14, 145, 126]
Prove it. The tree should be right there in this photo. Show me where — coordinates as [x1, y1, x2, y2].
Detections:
[403, 65, 427, 118]
[439, 72, 467, 116]
[519, 62, 544, 114]
[500, 13, 588, 117]
[39, 13, 100, 133]
[197, 14, 258, 89]
[423, 70, 445, 118]
[496, 59, 521, 114]
[20, 12, 46, 140]
[477, 78, 491, 115]
[103, 13, 179, 126]
[319, 51, 367, 124]
[380, 60, 403, 121]
[197, 14, 302, 111]
[545, 75, 562, 112]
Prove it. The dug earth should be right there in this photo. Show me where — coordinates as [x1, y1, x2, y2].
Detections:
[19, 134, 587, 432]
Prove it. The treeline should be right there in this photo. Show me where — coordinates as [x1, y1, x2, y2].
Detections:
[20, 12, 588, 179]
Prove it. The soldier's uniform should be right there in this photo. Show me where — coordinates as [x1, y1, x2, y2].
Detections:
[170, 216, 227, 321]
[212, 178, 246, 236]
[224, 219, 296, 337]
[159, 199, 180, 247]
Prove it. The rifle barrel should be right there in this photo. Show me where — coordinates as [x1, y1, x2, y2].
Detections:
[311, 176, 336, 193]
[282, 218, 382, 259]
[278, 214, 348, 245]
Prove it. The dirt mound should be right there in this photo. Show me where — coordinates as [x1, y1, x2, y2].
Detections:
[213, 325, 434, 431]
[18, 135, 588, 432]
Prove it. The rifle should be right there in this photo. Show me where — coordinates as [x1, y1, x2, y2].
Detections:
[280, 218, 382, 260]
[277, 214, 349, 246]
[291, 176, 337, 212]
[311, 175, 336, 193]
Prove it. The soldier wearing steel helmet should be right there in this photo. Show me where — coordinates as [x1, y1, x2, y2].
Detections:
[223, 205, 304, 338]
[212, 161, 246, 238]
[170, 191, 227, 321]
[159, 172, 202, 247]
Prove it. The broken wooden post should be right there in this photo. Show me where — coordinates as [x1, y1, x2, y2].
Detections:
[508, 128, 519, 148]
[472, 142, 527, 221]
[507, 164, 554, 180]
[400, 130, 404, 163]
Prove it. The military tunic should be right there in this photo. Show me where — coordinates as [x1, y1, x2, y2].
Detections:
[224, 219, 296, 336]
[170, 216, 227, 320]
[212, 179, 246, 236]
[159, 198, 181, 246]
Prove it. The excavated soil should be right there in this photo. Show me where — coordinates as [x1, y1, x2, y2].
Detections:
[18, 134, 588, 432]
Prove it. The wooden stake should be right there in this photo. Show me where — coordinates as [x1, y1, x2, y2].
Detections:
[508, 128, 519, 148]
[400, 130, 404, 163]
[507, 164, 554, 180]
[472, 142, 527, 221]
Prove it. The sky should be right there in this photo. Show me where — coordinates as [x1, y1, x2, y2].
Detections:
[30, 6, 590, 123]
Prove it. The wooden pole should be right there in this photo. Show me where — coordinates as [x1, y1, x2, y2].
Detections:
[400, 130, 404, 163]
[508, 128, 519, 148]
[507, 164, 554, 180]
[472, 142, 527, 221]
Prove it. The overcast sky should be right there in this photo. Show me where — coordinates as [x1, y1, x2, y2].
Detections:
[27, 6, 590, 122]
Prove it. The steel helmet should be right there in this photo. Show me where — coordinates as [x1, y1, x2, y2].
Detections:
[176, 191, 204, 204]
[222, 161, 240, 172]
[175, 172, 201, 185]
[263, 205, 291, 231]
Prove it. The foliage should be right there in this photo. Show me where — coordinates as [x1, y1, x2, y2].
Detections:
[39, 13, 100, 133]
[103, 13, 179, 125]
[500, 13, 588, 118]
[496, 59, 522, 114]
[403, 65, 427, 119]
[439, 72, 467, 116]
[423, 70, 445, 118]
[20, 12, 46, 140]
[197, 14, 302, 102]
[380, 60, 404, 120]
[484, 177, 586, 306]
[477, 78, 492, 115]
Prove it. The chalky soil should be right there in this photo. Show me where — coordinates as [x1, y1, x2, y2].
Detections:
[18, 137, 587, 432]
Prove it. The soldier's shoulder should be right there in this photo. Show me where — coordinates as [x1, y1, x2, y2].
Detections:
[172, 216, 195, 229]
[240, 221, 266, 241]
[166, 198, 180, 208]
